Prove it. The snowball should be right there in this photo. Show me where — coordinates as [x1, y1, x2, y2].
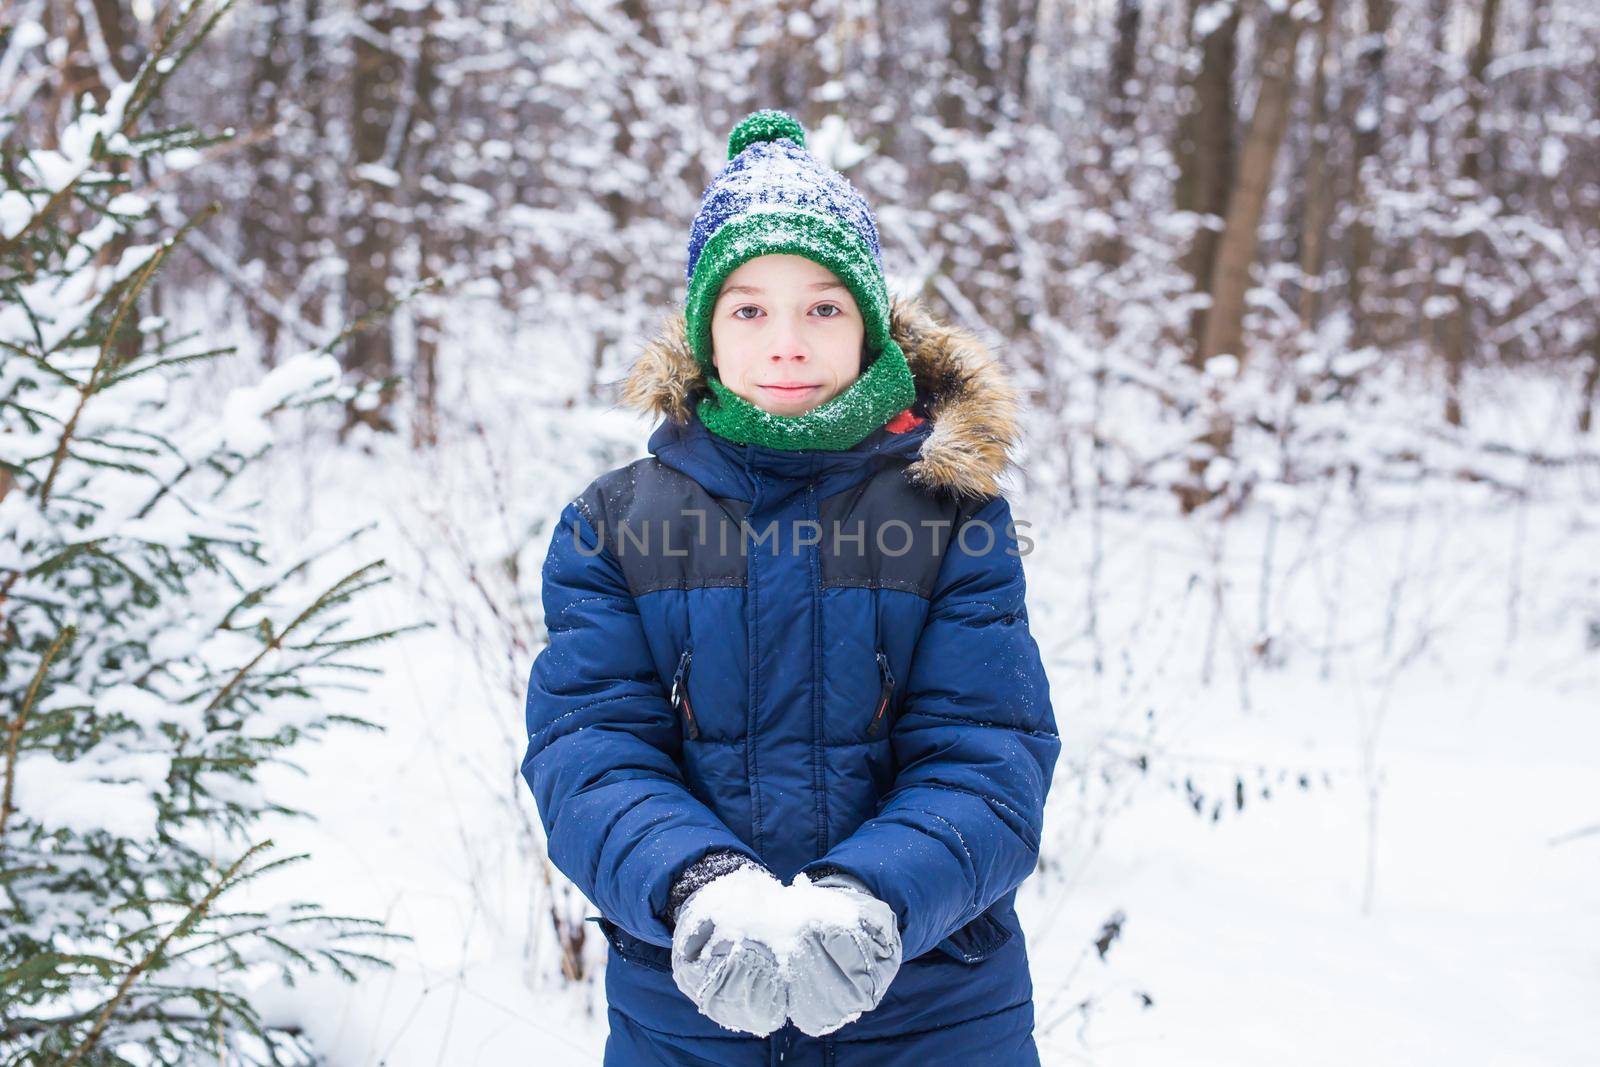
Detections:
[679, 867, 870, 967]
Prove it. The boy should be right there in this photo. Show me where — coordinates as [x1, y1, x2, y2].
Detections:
[521, 109, 1059, 1066]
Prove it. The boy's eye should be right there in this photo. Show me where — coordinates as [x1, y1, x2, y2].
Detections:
[729, 304, 844, 320]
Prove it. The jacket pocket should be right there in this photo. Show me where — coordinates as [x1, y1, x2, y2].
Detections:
[670, 646, 700, 740]
[587, 915, 674, 973]
[909, 908, 1016, 966]
[865, 648, 895, 737]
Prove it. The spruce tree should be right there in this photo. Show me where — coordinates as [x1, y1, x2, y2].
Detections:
[1, 4, 420, 1063]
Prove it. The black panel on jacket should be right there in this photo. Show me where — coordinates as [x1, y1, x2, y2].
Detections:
[575, 458, 994, 602]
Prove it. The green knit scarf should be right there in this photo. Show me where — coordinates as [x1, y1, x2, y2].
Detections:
[697, 342, 917, 452]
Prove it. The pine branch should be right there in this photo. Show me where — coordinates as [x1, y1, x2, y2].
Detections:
[122, 1, 241, 133]
[217, 524, 380, 630]
[0, 624, 75, 849]
[60, 839, 269, 1067]
[1, 1004, 305, 1042]
[314, 274, 444, 365]
[205, 561, 390, 716]
[38, 205, 219, 507]
[0, 1, 231, 263]
[0, 337, 80, 387]
[98, 345, 234, 390]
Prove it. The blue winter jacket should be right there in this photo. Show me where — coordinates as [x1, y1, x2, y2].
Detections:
[521, 295, 1060, 1056]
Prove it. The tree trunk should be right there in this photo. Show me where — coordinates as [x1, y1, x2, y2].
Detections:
[1297, 0, 1339, 328]
[1499, 0, 1549, 212]
[343, 0, 404, 433]
[1199, 6, 1305, 368]
[1090, 0, 1143, 270]
[1439, 0, 1502, 428]
[1347, 0, 1393, 349]
[297, 0, 332, 333]
[940, 0, 997, 135]
[40, 2, 103, 145]
[1579, 333, 1599, 436]
[1000, 0, 1043, 120]
[1174, 0, 1240, 365]
[243, 0, 292, 367]
[89, 0, 142, 81]
[409, 4, 444, 450]
[1109, 0, 1142, 129]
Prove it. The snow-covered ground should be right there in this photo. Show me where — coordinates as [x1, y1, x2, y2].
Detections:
[224, 337, 1600, 1065]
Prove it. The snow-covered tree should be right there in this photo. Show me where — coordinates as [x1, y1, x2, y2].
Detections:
[0, 4, 418, 1062]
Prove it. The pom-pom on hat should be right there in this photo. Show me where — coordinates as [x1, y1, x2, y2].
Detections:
[683, 109, 917, 452]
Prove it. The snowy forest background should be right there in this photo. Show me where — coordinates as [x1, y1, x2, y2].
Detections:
[2, 0, 1597, 1062]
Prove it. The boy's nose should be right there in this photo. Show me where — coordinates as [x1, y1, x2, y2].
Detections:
[765, 315, 809, 357]
[766, 330, 808, 361]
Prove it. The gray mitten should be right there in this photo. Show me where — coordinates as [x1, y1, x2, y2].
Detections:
[785, 870, 903, 1037]
[669, 863, 791, 1036]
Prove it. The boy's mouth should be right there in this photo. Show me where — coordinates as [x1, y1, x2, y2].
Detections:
[761, 383, 821, 397]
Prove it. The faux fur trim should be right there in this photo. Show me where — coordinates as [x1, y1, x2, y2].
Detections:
[620, 295, 1022, 500]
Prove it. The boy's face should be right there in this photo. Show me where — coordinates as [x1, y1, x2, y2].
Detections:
[709, 254, 866, 417]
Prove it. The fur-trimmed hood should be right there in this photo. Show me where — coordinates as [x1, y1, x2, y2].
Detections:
[620, 295, 1022, 500]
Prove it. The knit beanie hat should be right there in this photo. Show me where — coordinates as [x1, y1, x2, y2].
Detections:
[685, 110, 917, 452]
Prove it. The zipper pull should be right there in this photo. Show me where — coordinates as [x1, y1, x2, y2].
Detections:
[670, 647, 700, 740]
[867, 649, 895, 737]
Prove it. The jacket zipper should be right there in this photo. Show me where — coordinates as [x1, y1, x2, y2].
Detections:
[670, 647, 700, 740]
[866, 649, 895, 737]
